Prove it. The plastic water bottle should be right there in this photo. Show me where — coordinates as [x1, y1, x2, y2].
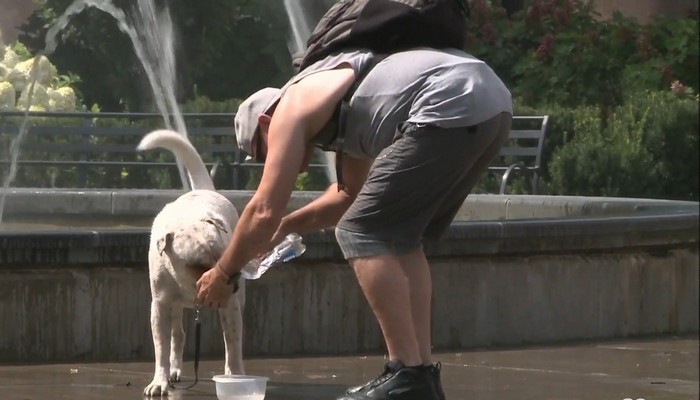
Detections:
[240, 233, 306, 280]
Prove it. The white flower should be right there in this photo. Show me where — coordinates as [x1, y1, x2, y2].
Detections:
[13, 55, 57, 86]
[29, 104, 47, 112]
[0, 47, 79, 111]
[6, 67, 29, 92]
[0, 81, 15, 110]
[2, 47, 19, 69]
[48, 86, 77, 111]
[36, 55, 58, 85]
[18, 83, 49, 109]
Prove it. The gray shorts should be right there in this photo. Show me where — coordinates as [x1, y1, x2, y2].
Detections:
[335, 112, 512, 260]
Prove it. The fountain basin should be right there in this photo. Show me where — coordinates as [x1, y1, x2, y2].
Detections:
[0, 189, 697, 363]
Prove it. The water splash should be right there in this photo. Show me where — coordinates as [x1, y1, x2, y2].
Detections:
[0, 0, 191, 222]
[282, 0, 337, 183]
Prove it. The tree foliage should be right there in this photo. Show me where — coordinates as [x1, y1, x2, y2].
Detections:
[466, 0, 699, 109]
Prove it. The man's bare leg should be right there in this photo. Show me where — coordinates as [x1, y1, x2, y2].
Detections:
[350, 254, 422, 367]
[398, 248, 433, 365]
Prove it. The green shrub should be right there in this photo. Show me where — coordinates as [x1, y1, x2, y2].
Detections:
[181, 94, 241, 114]
[548, 126, 661, 198]
[548, 91, 699, 200]
[641, 16, 699, 91]
[514, 99, 599, 178]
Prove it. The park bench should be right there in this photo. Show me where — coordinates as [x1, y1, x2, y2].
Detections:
[0, 111, 247, 189]
[488, 115, 549, 195]
[1, 112, 548, 193]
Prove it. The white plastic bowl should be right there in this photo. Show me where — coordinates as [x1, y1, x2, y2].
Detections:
[212, 375, 269, 400]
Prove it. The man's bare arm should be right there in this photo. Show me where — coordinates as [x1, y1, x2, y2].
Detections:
[215, 67, 357, 275]
[276, 154, 373, 239]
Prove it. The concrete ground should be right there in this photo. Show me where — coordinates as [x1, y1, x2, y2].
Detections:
[0, 335, 696, 400]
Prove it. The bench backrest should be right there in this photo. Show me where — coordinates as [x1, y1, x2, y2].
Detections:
[5, 126, 236, 154]
[1, 112, 550, 190]
[0, 112, 242, 189]
[493, 115, 549, 170]
[0, 112, 236, 156]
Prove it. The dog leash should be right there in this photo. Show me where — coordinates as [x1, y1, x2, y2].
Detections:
[179, 273, 245, 391]
[182, 305, 201, 390]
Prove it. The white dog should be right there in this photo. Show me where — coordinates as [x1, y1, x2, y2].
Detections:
[137, 130, 245, 397]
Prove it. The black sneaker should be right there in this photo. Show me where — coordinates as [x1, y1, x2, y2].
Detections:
[423, 363, 446, 400]
[337, 360, 440, 400]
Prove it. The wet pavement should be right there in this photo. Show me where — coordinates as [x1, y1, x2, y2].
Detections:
[0, 335, 697, 400]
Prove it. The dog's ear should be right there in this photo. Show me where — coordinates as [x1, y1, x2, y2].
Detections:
[203, 217, 228, 233]
[157, 232, 174, 256]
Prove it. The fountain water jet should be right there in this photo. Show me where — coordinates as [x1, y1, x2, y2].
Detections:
[284, 0, 312, 55]
[0, 57, 42, 223]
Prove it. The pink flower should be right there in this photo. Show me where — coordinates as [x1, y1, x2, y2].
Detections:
[670, 80, 687, 94]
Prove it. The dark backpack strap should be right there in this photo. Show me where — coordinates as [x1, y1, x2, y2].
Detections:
[334, 54, 387, 191]
[335, 101, 349, 191]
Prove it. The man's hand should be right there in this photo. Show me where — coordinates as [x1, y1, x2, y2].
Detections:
[196, 263, 234, 308]
[269, 221, 290, 249]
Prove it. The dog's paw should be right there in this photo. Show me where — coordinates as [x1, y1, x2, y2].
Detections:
[143, 377, 171, 397]
[169, 368, 182, 383]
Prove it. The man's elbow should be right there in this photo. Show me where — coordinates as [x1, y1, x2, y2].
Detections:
[246, 200, 284, 233]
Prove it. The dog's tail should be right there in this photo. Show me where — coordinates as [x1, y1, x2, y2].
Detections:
[137, 129, 215, 191]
